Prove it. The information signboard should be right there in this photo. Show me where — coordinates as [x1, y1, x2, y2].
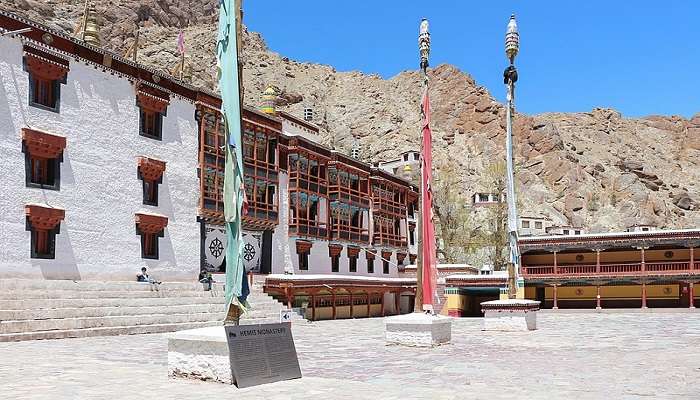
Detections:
[224, 323, 302, 388]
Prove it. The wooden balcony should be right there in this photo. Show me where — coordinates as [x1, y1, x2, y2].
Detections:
[523, 261, 700, 279]
[373, 232, 407, 249]
[328, 187, 370, 208]
[332, 225, 370, 244]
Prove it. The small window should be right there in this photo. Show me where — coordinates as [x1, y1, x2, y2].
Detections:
[140, 107, 163, 140]
[298, 252, 309, 270]
[563, 229, 570, 235]
[30, 75, 59, 111]
[522, 221, 530, 228]
[367, 258, 374, 274]
[479, 194, 489, 202]
[349, 256, 357, 273]
[141, 232, 159, 259]
[403, 154, 409, 161]
[25, 153, 60, 190]
[642, 227, 649, 232]
[142, 178, 159, 206]
[331, 255, 339, 272]
[383, 259, 389, 274]
[409, 229, 415, 246]
[29, 225, 58, 259]
[575, 230, 581, 235]
[535, 221, 543, 229]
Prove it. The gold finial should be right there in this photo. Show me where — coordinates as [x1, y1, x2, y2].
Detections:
[78, 1, 101, 47]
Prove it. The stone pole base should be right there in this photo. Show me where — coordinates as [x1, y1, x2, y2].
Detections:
[481, 300, 540, 331]
[384, 312, 452, 347]
[167, 326, 232, 384]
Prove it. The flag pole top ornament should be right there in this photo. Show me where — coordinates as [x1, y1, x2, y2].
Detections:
[505, 14, 519, 64]
[419, 18, 430, 71]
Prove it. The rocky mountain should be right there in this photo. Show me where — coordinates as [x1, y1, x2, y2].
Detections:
[3, 0, 699, 231]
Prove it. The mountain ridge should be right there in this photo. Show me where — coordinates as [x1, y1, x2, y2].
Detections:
[3, 0, 699, 231]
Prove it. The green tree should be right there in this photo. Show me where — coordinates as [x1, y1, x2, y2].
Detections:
[432, 163, 476, 263]
[479, 162, 508, 271]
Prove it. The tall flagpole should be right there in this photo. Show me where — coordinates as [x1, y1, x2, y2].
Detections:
[414, 19, 431, 312]
[504, 15, 521, 299]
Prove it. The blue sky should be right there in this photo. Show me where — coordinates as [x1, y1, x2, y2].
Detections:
[245, 1, 697, 118]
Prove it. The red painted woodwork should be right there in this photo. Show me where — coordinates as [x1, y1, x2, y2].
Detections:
[522, 261, 699, 279]
[295, 240, 312, 254]
[347, 246, 361, 258]
[396, 253, 407, 264]
[25, 205, 65, 231]
[135, 213, 168, 234]
[24, 52, 68, 81]
[197, 108, 225, 222]
[22, 128, 66, 159]
[136, 90, 169, 114]
[137, 157, 166, 181]
[328, 244, 343, 257]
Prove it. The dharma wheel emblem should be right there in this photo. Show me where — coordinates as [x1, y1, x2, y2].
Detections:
[575, 288, 584, 296]
[663, 287, 672, 295]
[209, 237, 224, 258]
[243, 243, 256, 262]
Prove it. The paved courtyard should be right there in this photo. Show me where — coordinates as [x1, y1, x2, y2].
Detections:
[1, 312, 700, 399]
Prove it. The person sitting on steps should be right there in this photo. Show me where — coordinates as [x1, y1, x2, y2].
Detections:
[137, 267, 162, 289]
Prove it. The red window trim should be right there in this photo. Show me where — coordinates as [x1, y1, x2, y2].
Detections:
[396, 253, 407, 264]
[137, 157, 166, 181]
[25, 204, 65, 231]
[24, 52, 69, 81]
[136, 90, 169, 114]
[328, 243, 343, 257]
[22, 128, 66, 159]
[135, 213, 168, 234]
[347, 246, 361, 258]
[296, 240, 313, 254]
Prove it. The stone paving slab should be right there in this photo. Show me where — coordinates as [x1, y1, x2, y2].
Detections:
[1, 313, 700, 399]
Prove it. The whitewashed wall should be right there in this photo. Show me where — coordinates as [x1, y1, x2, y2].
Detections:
[0, 37, 200, 281]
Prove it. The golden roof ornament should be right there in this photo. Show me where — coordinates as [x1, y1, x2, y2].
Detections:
[260, 85, 277, 114]
[75, 1, 101, 47]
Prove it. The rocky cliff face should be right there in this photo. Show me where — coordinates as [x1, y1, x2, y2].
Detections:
[4, 0, 699, 231]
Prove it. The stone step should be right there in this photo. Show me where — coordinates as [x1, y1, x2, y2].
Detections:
[0, 296, 228, 310]
[0, 279, 209, 292]
[0, 312, 226, 334]
[0, 290, 227, 300]
[0, 320, 224, 342]
[0, 304, 227, 320]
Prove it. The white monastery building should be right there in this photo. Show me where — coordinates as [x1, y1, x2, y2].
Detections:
[0, 12, 419, 317]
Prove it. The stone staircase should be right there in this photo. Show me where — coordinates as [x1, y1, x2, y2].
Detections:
[0, 278, 304, 342]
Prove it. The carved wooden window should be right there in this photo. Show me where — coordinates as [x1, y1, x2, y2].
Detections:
[138, 157, 166, 206]
[241, 120, 280, 227]
[347, 246, 360, 273]
[198, 109, 225, 218]
[382, 251, 392, 274]
[135, 213, 168, 259]
[22, 128, 66, 190]
[25, 205, 65, 259]
[329, 244, 342, 273]
[23, 47, 68, 112]
[296, 240, 312, 271]
[137, 90, 169, 141]
[366, 250, 375, 273]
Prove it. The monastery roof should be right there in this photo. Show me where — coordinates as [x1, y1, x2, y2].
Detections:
[519, 228, 700, 252]
[0, 11, 222, 108]
[266, 274, 415, 283]
[0, 12, 418, 193]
